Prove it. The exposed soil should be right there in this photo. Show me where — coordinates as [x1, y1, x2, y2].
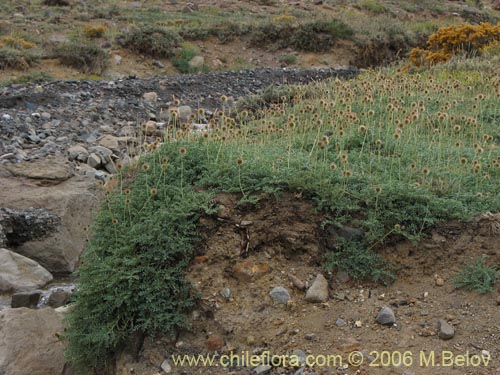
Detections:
[117, 193, 500, 375]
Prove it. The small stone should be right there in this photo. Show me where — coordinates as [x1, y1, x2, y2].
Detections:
[88, 146, 113, 164]
[435, 277, 445, 286]
[113, 55, 122, 65]
[376, 306, 396, 325]
[178, 105, 192, 122]
[98, 135, 121, 153]
[421, 327, 434, 337]
[336, 271, 351, 283]
[247, 335, 255, 345]
[143, 120, 157, 136]
[27, 135, 41, 144]
[437, 319, 455, 340]
[104, 161, 118, 174]
[188, 56, 204, 69]
[288, 274, 305, 290]
[304, 333, 316, 341]
[11, 291, 42, 308]
[292, 349, 306, 365]
[220, 288, 231, 300]
[336, 337, 362, 353]
[68, 145, 89, 162]
[161, 359, 172, 373]
[336, 318, 347, 327]
[254, 365, 272, 375]
[87, 153, 101, 168]
[305, 274, 329, 303]
[354, 320, 362, 328]
[206, 336, 224, 351]
[269, 286, 290, 304]
[47, 289, 72, 308]
[153, 60, 165, 68]
[232, 261, 270, 282]
[142, 92, 158, 102]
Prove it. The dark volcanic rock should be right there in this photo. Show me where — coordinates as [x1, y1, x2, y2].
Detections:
[0, 208, 61, 247]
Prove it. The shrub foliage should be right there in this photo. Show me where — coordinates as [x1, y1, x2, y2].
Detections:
[410, 22, 500, 66]
[54, 41, 109, 74]
[118, 25, 182, 58]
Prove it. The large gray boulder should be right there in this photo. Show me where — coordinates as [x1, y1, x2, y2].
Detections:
[0, 160, 100, 273]
[0, 248, 53, 293]
[0, 307, 69, 375]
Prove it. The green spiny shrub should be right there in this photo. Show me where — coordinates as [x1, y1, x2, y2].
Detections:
[0, 47, 39, 70]
[290, 20, 354, 52]
[65, 145, 213, 373]
[54, 41, 109, 74]
[250, 19, 353, 52]
[118, 25, 182, 58]
[172, 45, 209, 73]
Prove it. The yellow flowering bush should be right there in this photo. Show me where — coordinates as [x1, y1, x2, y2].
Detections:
[410, 22, 500, 66]
[83, 24, 106, 39]
[0, 36, 36, 49]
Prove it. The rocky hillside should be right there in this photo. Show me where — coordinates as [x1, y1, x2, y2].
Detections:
[1, 0, 500, 83]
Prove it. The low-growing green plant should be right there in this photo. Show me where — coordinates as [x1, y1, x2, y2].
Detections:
[453, 257, 498, 293]
[42, 0, 70, 5]
[2, 71, 54, 85]
[179, 22, 249, 44]
[250, 19, 354, 52]
[65, 146, 213, 373]
[279, 54, 297, 66]
[118, 25, 182, 58]
[324, 238, 395, 284]
[54, 41, 109, 74]
[290, 20, 354, 52]
[357, 0, 387, 14]
[172, 45, 209, 73]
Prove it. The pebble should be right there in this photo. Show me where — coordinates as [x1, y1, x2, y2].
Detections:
[305, 274, 329, 303]
[292, 349, 306, 365]
[269, 286, 291, 304]
[220, 288, 231, 300]
[253, 365, 272, 375]
[87, 153, 101, 168]
[11, 291, 42, 309]
[437, 319, 455, 340]
[160, 359, 172, 373]
[153, 60, 165, 68]
[142, 92, 158, 102]
[206, 336, 224, 351]
[288, 274, 306, 290]
[376, 306, 396, 325]
[336, 318, 347, 327]
[435, 277, 445, 286]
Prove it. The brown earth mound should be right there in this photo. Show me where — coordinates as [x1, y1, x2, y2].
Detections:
[117, 194, 500, 375]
